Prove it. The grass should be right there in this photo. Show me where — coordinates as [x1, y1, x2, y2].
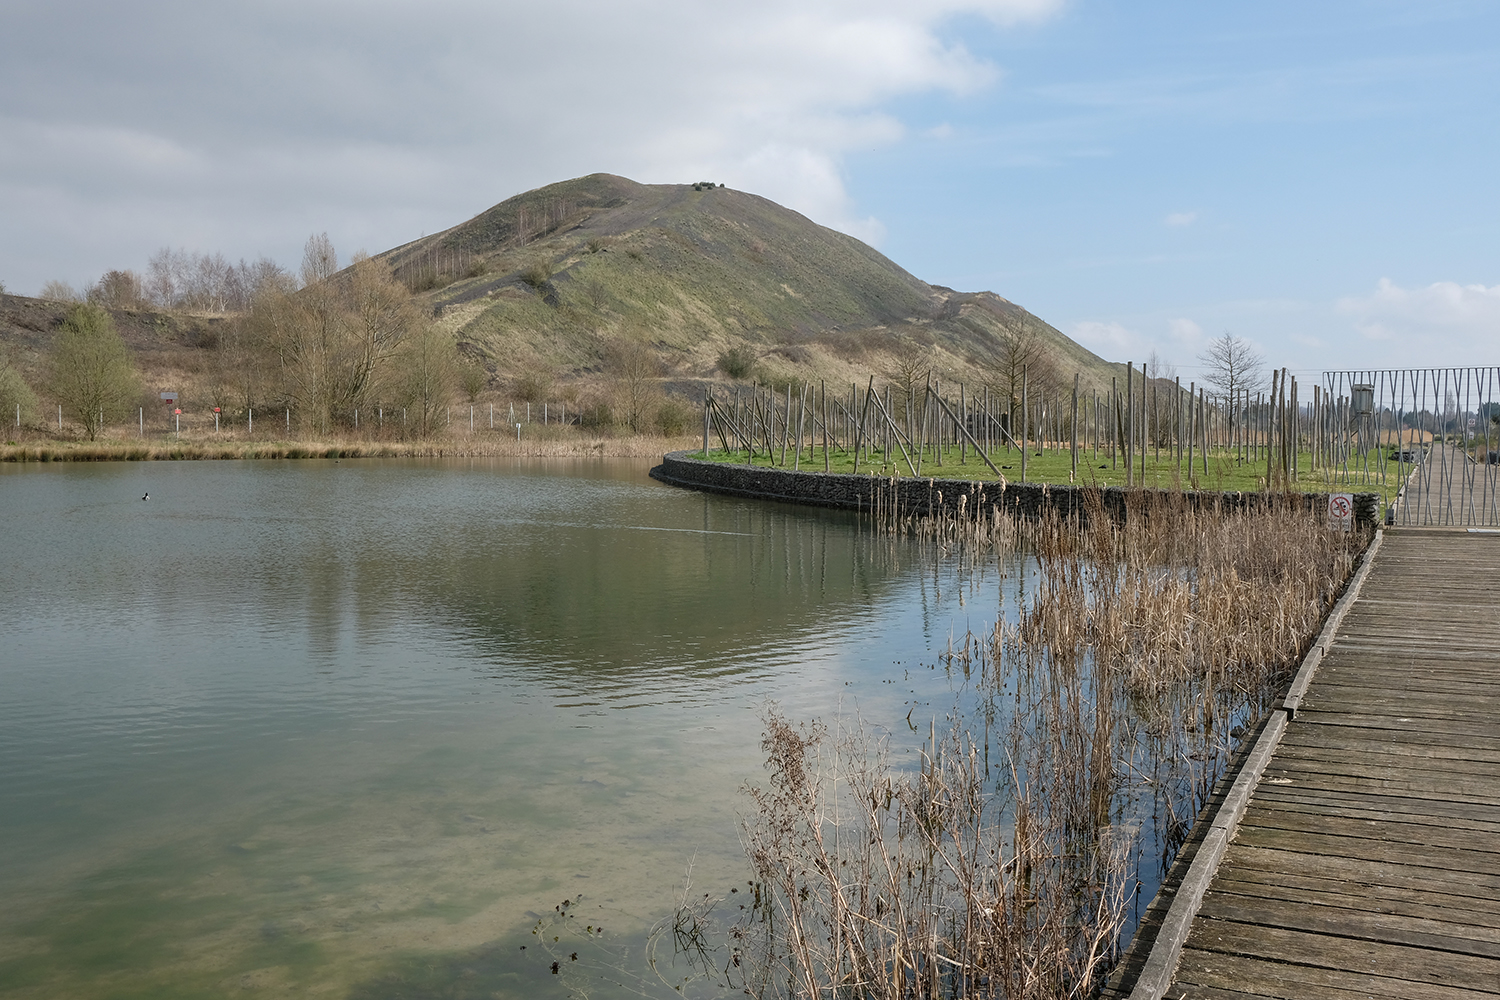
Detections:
[693, 443, 1405, 502]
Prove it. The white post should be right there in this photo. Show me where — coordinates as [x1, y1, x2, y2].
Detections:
[287, 408, 290, 433]
[139, 407, 143, 435]
[58, 404, 62, 430]
[249, 408, 253, 434]
[175, 411, 180, 437]
[214, 411, 219, 432]
[355, 408, 358, 429]
[470, 405, 474, 432]
[561, 401, 565, 425]
[526, 403, 530, 423]
[490, 403, 494, 429]
[544, 403, 548, 425]
[516, 422, 521, 442]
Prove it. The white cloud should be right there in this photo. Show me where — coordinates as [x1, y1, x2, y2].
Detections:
[1070, 320, 1139, 355]
[1336, 278, 1500, 365]
[1167, 317, 1204, 345]
[0, 0, 1062, 291]
[1164, 211, 1197, 227]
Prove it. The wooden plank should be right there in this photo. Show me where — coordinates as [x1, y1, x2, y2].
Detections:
[1248, 787, 1500, 832]
[1210, 874, 1500, 929]
[1182, 922, 1500, 991]
[1231, 824, 1500, 875]
[1197, 894, 1500, 956]
[1240, 804, 1500, 856]
[1222, 844, 1500, 897]
[1173, 948, 1500, 1000]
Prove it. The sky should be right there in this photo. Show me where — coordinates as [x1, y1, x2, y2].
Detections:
[2, 0, 1496, 377]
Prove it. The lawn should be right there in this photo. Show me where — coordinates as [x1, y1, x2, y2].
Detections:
[692, 443, 1403, 502]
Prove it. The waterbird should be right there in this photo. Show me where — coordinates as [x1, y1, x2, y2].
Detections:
[141, 492, 150, 501]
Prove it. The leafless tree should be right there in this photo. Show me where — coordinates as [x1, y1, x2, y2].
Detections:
[981, 319, 1059, 430]
[604, 335, 663, 433]
[397, 325, 458, 437]
[39, 280, 82, 303]
[1197, 333, 1264, 403]
[301, 232, 339, 286]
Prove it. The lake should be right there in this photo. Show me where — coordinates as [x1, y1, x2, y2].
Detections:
[0, 457, 1032, 999]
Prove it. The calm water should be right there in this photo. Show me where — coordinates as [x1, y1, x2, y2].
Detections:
[0, 457, 1026, 999]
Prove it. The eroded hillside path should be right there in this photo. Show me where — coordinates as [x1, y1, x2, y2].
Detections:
[1121, 527, 1500, 999]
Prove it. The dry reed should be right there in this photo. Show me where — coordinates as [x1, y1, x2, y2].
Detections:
[733, 490, 1370, 999]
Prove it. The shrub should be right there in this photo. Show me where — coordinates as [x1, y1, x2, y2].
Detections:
[511, 371, 553, 403]
[655, 398, 692, 436]
[519, 261, 551, 291]
[578, 400, 614, 429]
[717, 345, 757, 380]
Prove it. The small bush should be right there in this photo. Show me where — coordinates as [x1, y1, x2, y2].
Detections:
[655, 398, 692, 436]
[519, 262, 551, 290]
[578, 400, 613, 429]
[512, 371, 554, 403]
[717, 345, 758, 380]
[464, 257, 490, 279]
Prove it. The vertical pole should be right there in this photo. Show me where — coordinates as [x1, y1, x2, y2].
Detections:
[58, 403, 62, 430]
[287, 408, 290, 433]
[139, 407, 143, 435]
[490, 403, 494, 429]
[1126, 362, 1134, 486]
[1187, 381, 1196, 482]
[249, 409, 253, 434]
[1071, 373, 1079, 478]
[1020, 366, 1028, 483]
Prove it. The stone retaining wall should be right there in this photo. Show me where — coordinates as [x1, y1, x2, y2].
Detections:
[650, 451, 1381, 527]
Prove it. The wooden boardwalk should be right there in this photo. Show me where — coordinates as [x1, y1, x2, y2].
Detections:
[1123, 528, 1500, 998]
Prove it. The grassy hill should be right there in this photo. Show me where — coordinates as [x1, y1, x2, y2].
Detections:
[0, 174, 1131, 430]
[378, 173, 1125, 394]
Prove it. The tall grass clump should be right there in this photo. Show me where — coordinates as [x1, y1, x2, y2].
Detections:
[733, 491, 1369, 998]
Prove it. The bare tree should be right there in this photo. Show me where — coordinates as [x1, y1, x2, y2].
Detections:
[604, 336, 662, 433]
[48, 304, 140, 440]
[89, 270, 148, 310]
[1197, 333, 1264, 402]
[301, 232, 339, 286]
[39, 280, 82, 303]
[247, 257, 417, 431]
[981, 319, 1058, 431]
[882, 340, 931, 420]
[397, 325, 457, 437]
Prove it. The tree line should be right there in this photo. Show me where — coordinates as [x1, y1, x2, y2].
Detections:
[4, 235, 479, 440]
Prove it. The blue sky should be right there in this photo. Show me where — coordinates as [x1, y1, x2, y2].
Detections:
[2, 0, 1495, 376]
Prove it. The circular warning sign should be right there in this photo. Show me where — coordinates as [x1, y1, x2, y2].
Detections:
[1329, 495, 1352, 519]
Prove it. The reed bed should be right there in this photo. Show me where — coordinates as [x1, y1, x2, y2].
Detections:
[733, 491, 1370, 999]
[0, 434, 695, 462]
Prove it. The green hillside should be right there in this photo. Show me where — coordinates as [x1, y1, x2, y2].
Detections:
[377, 173, 1125, 393]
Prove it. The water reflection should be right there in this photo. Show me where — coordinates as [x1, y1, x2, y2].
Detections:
[0, 457, 1010, 1000]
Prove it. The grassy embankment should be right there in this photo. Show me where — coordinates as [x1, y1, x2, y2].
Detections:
[693, 443, 1404, 502]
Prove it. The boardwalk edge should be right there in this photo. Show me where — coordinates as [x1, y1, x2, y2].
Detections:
[1125, 528, 1386, 999]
